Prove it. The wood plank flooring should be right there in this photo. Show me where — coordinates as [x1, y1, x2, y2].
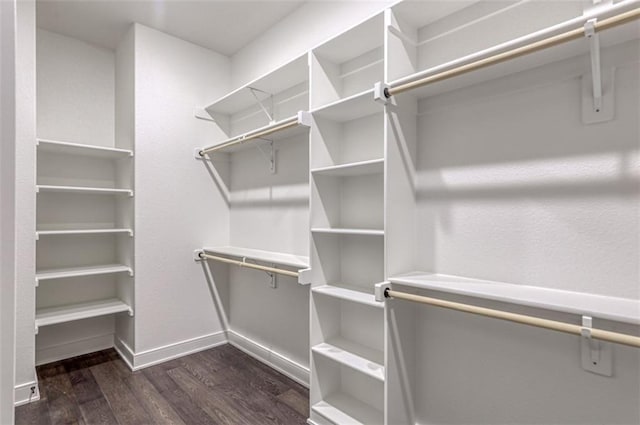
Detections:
[15, 345, 309, 425]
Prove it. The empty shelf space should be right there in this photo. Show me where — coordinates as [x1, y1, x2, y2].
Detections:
[313, 339, 384, 381]
[311, 89, 382, 122]
[37, 139, 133, 158]
[36, 185, 133, 196]
[311, 159, 384, 176]
[312, 393, 383, 425]
[389, 272, 640, 325]
[204, 54, 308, 116]
[312, 228, 384, 236]
[35, 298, 132, 332]
[36, 228, 133, 238]
[202, 246, 309, 269]
[36, 264, 133, 283]
[313, 285, 382, 308]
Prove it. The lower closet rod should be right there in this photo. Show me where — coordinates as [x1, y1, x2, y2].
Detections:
[384, 288, 640, 348]
[198, 252, 299, 278]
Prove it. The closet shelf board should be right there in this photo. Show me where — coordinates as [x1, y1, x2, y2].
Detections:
[205, 115, 309, 154]
[36, 228, 133, 238]
[313, 285, 383, 309]
[311, 89, 381, 122]
[312, 392, 383, 425]
[37, 139, 133, 158]
[389, 272, 640, 325]
[311, 158, 384, 177]
[35, 298, 132, 331]
[202, 246, 309, 269]
[312, 339, 384, 381]
[36, 185, 133, 196]
[312, 228, 384, 236]
[36, 264, 133, 283]
[204, 54, 308, 116]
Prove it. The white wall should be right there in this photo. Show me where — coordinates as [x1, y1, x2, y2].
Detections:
[132, 24, 231, 360]
[0, 0, 16, 420]
[231, 1, 393, 88]
[14, 0, 37, 406]
[37, 29, 115, 147]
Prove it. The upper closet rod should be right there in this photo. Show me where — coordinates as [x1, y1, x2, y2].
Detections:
[198, 252, 299, 278]
[199, 116, 299, 157]
[384, 288, 640, 348]
[385, 1, 640, 98]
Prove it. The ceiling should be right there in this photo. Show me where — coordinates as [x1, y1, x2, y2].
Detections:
[36, 0, 306, 56]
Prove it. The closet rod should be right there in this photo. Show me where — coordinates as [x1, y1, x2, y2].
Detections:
[385, 3, 640, 97]
[384, 289, 640, 348]
[198, 252, 299, 278]
[199, 116, 298, 156]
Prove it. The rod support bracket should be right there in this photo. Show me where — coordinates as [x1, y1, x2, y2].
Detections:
[194, 108, 215, 122]
[194, 148, 208, 160]
[374, 281, 391, 302]
[374, 82, 390, 105]
[584, 19, 602, 113]
[297, 110, 312, 127]
[194, 249, 205, 261]
[297, 268, 312, 285]
[580, 315, 613, 376]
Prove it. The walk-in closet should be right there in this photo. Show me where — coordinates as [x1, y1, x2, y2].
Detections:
[1, 0, 639, 424]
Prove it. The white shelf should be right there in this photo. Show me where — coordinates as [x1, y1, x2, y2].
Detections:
[36, 264, 133, 283]
[312, 227, 384, 236]
[36, 185, 133, 196]
[37, 139, 133, 158]
[312, 392, 383, 425]
[35, 298, 132, 332]
[202, 246, 309, 269]
[36, 228, 133, 238]
[313, 338, 384, 382]
[313, 285, 383, 309]
[389, 272, 640, 325]
[311, 89, 382, 122]
[311, 159, 384, 177]
[205, 54, 308, 116]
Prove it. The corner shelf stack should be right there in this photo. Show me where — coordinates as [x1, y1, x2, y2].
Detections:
[309, 13, 386, 425]
[35, 139, 134, 361]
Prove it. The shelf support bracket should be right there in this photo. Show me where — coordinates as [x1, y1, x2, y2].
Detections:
[249, 87, 275, 124]
[580, 315, 612, 376]
[374, 281, 391, 302]
[581, 16, 614, 124]
[254, 140, 276, 174]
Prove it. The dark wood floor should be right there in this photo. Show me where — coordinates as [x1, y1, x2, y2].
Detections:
[15, 344, 309, 425]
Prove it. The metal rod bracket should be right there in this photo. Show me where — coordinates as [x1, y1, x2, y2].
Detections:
[375, 281, 391, 302]
[374, 82, 390, 104]
[584, 19, 602, 113]
[194, 108, 215, 122]
[254, 141, 276, 174]
[194, 249, 205, 261]
[298, 268, 312, 285]
[249, 87, 275, 124]
[581, 315, 613, 376]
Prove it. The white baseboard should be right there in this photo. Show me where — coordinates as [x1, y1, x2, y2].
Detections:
[36, 333, 114, 366]
[227, 329, 309, 387]
[116, 331, 227, 371]
[14, 380, 40, 407]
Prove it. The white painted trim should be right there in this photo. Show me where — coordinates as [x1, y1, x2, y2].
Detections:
[14, 380, 40, 407]
[117, 331, 228, 371]
[35, 333, 114, 366]
[227, 329, 310, 387]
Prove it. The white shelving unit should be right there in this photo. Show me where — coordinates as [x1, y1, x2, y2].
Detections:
[309, 13, 387, 425]
[35, 137, 134, 364]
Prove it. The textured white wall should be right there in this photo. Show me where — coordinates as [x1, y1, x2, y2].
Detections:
[0, 0, 17, 420]
[14, 0, 37, 403]
[231, 1, 393, 88]
[36, 29, 115, 147]
[133, 24, 231, 353]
